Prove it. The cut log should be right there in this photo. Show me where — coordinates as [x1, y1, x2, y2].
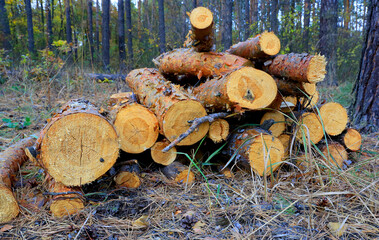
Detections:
[227, 128, 284, 176]
[0, 136, 36, 224]
[295, 112, 324, 145]
[161, 162, 195, 184]
[264, 53, 326, 84]
[35, 99, 119, 186]
[340, 128, 362, 151]
[321, 142, 348, 168]
[280, 96, 297, 112]
[188, 7, 214, 52]
[260, 111, 286, 137]
[48, 179, 84, 218]
[151, 139, 177, 166]
[274, 77, 316, 96]
[108, 92, 136, 106]
[299, 90, 319, 109]
[227, 31, 281, 59]
[126, 68, 209, 146]
[208, 119, 229, 143]
[278, 134, 291, 157]
[192, 67, 277, 111]
[154, 48, 252, 79]
[110, 93, 159, 154]
[319, 102, 348, 136]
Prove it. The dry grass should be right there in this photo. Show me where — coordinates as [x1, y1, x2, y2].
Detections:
[0, 70, 378, 239]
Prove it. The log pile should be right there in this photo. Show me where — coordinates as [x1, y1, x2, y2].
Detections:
[0, 6, 363, 223]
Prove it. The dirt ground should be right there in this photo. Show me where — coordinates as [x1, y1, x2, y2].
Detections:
[0, 75, 378, 239]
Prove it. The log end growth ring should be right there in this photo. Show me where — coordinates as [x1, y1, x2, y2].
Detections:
[260, 31, 281, 56]
[307, 55, 327, 83]
[343, 128, 362, 151]
[163, 100, 209, 146]
[190, 7, 213, 30]
[208, 119, 229, 143]
[114, 104, 159, 153]
[151, 141, 177, 166]
[0, 186, 19, 224]
[296, 112, 324, 144]
[260, 111, 286, 137]
[227, 67, 277, 110]
[41, 113, 119, 186]
[320, 102, 348, 136]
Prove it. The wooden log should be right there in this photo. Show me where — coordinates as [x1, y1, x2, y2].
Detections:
[35, 99, 119, 186]
[151, 139, 177, 166]
[340, 128, 362, 151]
[192, 67, 277, 111]
[208, 119, 229, 143]
[125, 68, 209, 146]
[263, 53, 326, 84]
[154, 48, 253, 79]
[321, 142, 348, 168]
[161, 162, 195, 184]
[295, 112, 324, 145]
[109, 93, 159, 154]
[188, 7, 214, 52]
[227, 31, 281, 59]
[0, 136, 36, 223]
[48, 178, 84, 218]
[280, 96, 297, 113]
[274, 77, 316, 96]
[319, 102, 348, 136]
[260, 111, 286, 137]
[299, 90, 319, 109]
[278, 134, 291, 157]
[227, 128, 284, 176]
[114, 161, 141, 188]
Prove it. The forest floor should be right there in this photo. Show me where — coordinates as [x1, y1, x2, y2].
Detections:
[0, 72, 378, 239]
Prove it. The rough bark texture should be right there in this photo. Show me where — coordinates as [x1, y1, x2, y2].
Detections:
[87, 0, 94, 62]
[227, 128, 284, 176]
[303, 0, 311, 52]
[65, 0, 72, 61]
[125, 68, 209, 146]
[118, 0, 126, 70]
[221, 0, 233, 50]
[227, 31, 281, 59]
[244, 0, 250, 39]
[270, 0, 279, 33]
[25, 0, 35, 54]
[46, 0, 53, 48]
[350, 0, 378, 133]
[192, 67, 277, 111]
[161, 162, 195, 184]
[0, 136, 36, 223]
[155, 48, 252, 79]
[102, 0, 110, 69]
[189, 7, 214, 52]
[158, 0, 166, 53]
[151, 139, 177, 166]
[320, 102, 348, 136]
[95, 0, 99, 52]
[0, 0, 11, 50]
[35, 99, 119, 186]
[125, 0, 133, 69]
[264, 53, 327, 84]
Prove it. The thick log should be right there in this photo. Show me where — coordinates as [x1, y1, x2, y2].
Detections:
[340, 128, 362, 151]
[274, 77, 316, 96]
[126, 68, 209, 146]
[264, 53, 326, 84]
[321, 142, 348, 168]
[260, 111, 286, 137]
[208, 119, 229, 143]
[227, 31, 281, 59]
[151, 139, 177, 166]
[280, 96, 297, 113]
[161, 162, 195, 184]
[109, 92, 159, 153]
[0, 136, 36, 223]
[295, 112, 324, 145]
[319, 102, 348, 136]
[227, 128, 284, 176]
[35, 99, 119, 186]
[192, 67, 277, 111]
[154, 48, 252, 79]
[278, 134, 291, 157]
[188, 7, 214, 52]
[114, 161, 141, 188]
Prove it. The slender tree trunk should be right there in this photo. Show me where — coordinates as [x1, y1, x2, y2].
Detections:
[39, 0, 45, 28]
[118, 0, 126, 71]
[25, 0, 35, 54]
[51, 0, 54, 19]
[65, 0, 72, 61]
[102, 0, 110, 69]
[158, 0, 166, 53]
[222, 0, 233, 50]
[87, 0, 94, 62]
[0, 0, 11, 50]
[236, 0, 243, 41]
[95, 0, 99, 52]
[250, 0, 258, 34]
[303, 0, 311, 52]
[270, 0, 279, 33]
[46, 0, 53, 48]
[125, 0, 133, 69]
[350, 0, 378, 133]
[319, 0, 338, 86]
[343, 0, 350, 30]
[244, 0, 250, 39]
[58, 0, 64, 40]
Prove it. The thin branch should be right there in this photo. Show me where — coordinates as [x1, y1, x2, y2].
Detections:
[43, 191, 83, 196]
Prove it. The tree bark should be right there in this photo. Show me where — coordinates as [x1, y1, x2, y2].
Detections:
[270, 0, 279, 33]
[102, 0, 110, 69]
[87, 0, 94, 62]
[46, 0, 53, 48]
[244, 0, 250, 39]
[221, 0, 233, 50]
[25, 0, 35, 54]
[95, 0, 100, 52]
[343, 0, 350, 30]
[118, 0, 126, 71]
[319, 0, 338, 86]
[350, 0, 378, 133]
[303, 0, 311, 52]
[125, 0, 133, 70]
[0, 0, 11, 50]
[65, 0, 72, 61]
[158, 0, 166, 53]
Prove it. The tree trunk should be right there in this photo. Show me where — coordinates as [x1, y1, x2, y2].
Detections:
[250, 0, 258, 34]
[87, 0, 94, 62]
[35, 99, 119, 186]
[65, 0, 72, 61]
[158, 0, 166, 53]
[25, 0, 35, 54]
[343, 0, 350, 30]
[0, 0, 11, 50]
[244, 0, 250, 39]
[125, 68, 209, 146]
[118, 0, 126, 71]
[125, 0, 133, 70]
[46, 0, 53, 48]
[319, 0, 338, 86]
[95, 0, 99, 52]
[102, 0, 110, 69]
[350, 0, 378, 133]
[270, 0, 279, 33]
[303, 0, 310, 52]
[221, 0, 233, 50]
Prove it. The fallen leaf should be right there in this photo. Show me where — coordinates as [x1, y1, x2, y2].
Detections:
[0, 224, 13, 232]
[193, 221, 206, 234]
[133, 215, 149, 228]
[328, 222, 347, 237]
